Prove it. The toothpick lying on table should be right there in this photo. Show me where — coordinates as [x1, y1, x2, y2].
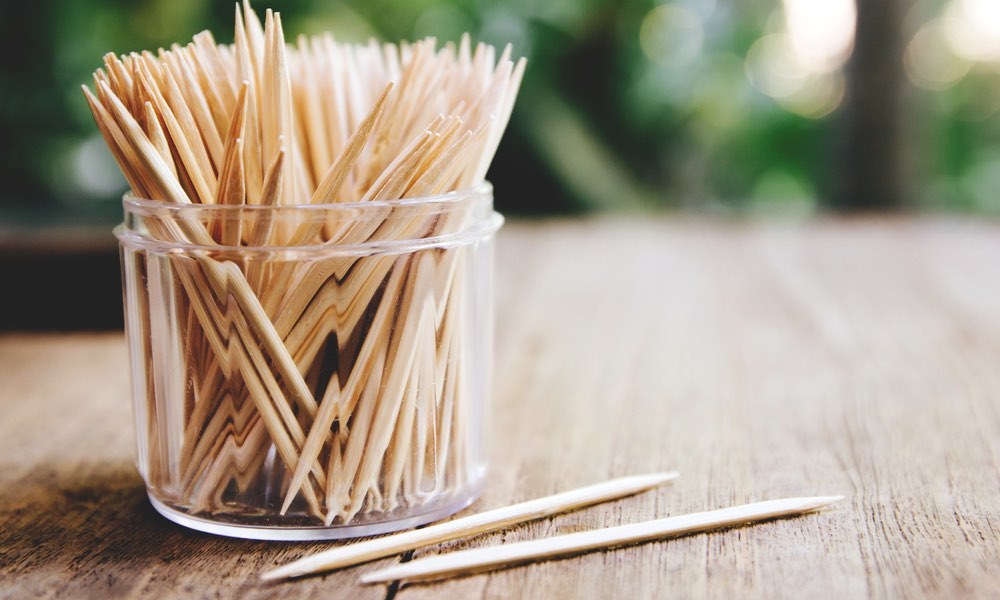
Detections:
[261, 472, 679, 581]
[361, 496, 846, 584]
[85, 0, 525, 523]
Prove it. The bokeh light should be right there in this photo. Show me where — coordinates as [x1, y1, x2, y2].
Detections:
[745, 34, 845, 118]
[943, 0, 1000, 62]
[743, 0, 854, 119]
[905, 19, 972, 90]
[782, 0, 855, 73]
[640, 4, 704, 68]
[746, 34, 808, 99]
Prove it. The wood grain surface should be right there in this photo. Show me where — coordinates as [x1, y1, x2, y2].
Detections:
[2, 218, 999, 598]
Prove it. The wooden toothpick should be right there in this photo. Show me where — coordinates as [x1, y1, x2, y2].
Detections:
[360, 496, 846, 584]
[261, 472, 678, 581]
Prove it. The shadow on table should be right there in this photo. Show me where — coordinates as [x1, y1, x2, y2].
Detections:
[0, 463, 291, 593]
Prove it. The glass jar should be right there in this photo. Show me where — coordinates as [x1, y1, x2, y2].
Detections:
[115, 184, 501, 540]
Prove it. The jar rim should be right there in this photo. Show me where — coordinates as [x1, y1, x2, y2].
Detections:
[118, 181, 501, 254]
[115, 212, 503, 255]
[123, 182, 493, 214]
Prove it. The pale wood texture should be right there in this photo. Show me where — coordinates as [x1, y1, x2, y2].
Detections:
[2, 218, 1000, 598]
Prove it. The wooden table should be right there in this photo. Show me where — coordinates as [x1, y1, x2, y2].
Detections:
[3, 218, 999, 598]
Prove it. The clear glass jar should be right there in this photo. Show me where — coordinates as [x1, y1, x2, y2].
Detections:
[115, 184, 501, 540]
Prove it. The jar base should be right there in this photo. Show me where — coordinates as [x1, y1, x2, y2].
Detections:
[147, 481, 484, 541]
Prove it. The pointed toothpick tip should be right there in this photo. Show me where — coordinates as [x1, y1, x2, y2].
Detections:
[259, 566, 291, 582]
[261, 557, 317, 582]
[278, 495, 294, 517]
[653, 470, 680, 484]
[801, 495, 846, 510]
[615, 471, 680, 490]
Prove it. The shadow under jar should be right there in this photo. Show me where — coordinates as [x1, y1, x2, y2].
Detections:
[115, 184, 501, 540]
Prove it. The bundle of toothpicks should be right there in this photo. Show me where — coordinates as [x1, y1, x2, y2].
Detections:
[83, 1, 524, 524]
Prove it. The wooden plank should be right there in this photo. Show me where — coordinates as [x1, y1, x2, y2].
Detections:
[2, 218, 1000, 598]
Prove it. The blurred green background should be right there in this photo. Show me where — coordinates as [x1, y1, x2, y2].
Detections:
[0, 0, 998, 328]
[4, 0, 1000, 217]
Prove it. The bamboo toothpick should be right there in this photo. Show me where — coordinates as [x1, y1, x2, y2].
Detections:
[261, 472, 679, 581]
[360, 496, 846, 584]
